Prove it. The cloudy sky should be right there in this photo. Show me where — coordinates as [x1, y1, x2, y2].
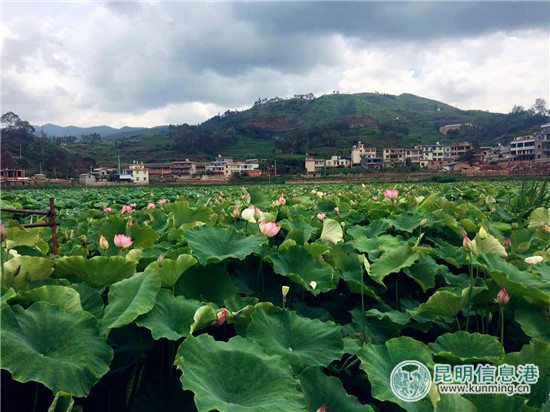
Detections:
[2, 1, 549, 127]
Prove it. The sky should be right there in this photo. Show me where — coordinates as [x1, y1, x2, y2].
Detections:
[2, 1, 549, 128]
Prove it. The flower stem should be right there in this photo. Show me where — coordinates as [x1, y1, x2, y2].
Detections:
[500, 305, 505, 345]
[360, 267, 366, 343]
[465, 252, 474, 331]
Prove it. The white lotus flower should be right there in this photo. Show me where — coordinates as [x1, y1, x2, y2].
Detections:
[524, 256, 544, 265]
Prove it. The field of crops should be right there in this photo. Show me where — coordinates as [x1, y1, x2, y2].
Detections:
[1, 182, 549, 412]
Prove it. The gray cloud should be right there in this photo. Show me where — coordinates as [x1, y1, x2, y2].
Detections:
[2, 2, 548, 127]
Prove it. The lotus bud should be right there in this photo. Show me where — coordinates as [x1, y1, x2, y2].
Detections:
[478, 226, 488, 239]
[278, 196, 286, 205]
[494, 287, 509, 305]
[340, 222, 345, 228]
[99, 235, 109, 250]
[545, 224, 550, 234]
[540, 220, 546, 227]
[282, 286, 290, 298]
[463, 236, 472, 252]
[420, 218, 427, 226]
[79, 235, 87, 244]
[316, 405, 327, 412]
[215, 198, 219, 205]
[492, 207, 496, 213]
[317, 213, 326, 221]
[212, 309, 227, 326]
[388, 222, 393, 229]
[309, 281, 317, 290]
[372, 196, 378, 200]
[157, 254, 164, 266]
[220, 209, 226, 215]
[460, 227, 467, 239]
[504, 237, 511, 249]
[0, 223, 6, 242]
[231, 205, 240, 218]
[350, 241, 354, 247]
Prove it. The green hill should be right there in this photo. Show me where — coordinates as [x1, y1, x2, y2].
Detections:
[4, 93, 547, 174]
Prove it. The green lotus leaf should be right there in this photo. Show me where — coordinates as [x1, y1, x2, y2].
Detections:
[429, 332, 504, 363]
[514, 303, 550, 340]
[320, 218, 343, 244]
[247, 306, 344, 373]
[333, 251, 380, 301]
[3, 256, 55, 290]
[1, 302, 113, 396]
[166, 201, 213, 227]
[5, 225, 42, 250]
[352, 235, 402, 255]
[13, 285, 83, 313]
[299, 367, 374, 412]
[175, 334, 305, 412]
[503, 339, 549, 407]
[470, 233, 507, 258]
[269, 244, 334, 295]
[365, 309, 411, 326]
[387, 213, 425, 233]
[248, 186, 272, 209]
[369, 244, 419, 284]
[71, 282, 104, 319]
[463, 394, 527, 412]
[189, 305, 218, 334]
[1, 287, 16, 309]
[416, 286, 486, 317]
[145, 254, 197, 287]
[55, 256, 137, 287]
[357, 336, 434, 411]
[476, 254, 550, 305]
[174, 264, 238, 305]
[129, 223, 159, 248]
[430, 237, 467, 268]
[528, 207, 550, 229]
[100, 270, 161, 336]
[434, 394, 476, 412]
[135, 289, 203, 340]
[48, 392, 74, 412]
[185, 226, 265, 265]
[403, 254, 450, 292]
[348, 220, 387, 239]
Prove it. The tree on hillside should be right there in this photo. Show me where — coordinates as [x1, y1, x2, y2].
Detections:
[530, 98, 548, 116]
[1, 112, 35, 139]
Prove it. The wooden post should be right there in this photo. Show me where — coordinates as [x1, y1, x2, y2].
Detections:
[49, 197, 58, 255]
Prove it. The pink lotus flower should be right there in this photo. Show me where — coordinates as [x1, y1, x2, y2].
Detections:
[504, 237, 511, 249]
[383, 189, 399, 199]
[128, 220, 133, 227]
[113, 234, 133, 249]
[494, 287, 509, 305]
[157, 199, 167, 205]
[121, 205, 133, 215]
[212, 309, 227, 326]
[372, 196, 378, 200]
[147, 203, 155, 210]
[259, 221, 281, 237]
[103, 207, 112, 213]
[130, 203, 137, 207]
[99, 235, 109, 250]
[278, 196, 286, 205]
[231, 205, 240, 218]
[317, 213, 326, 221]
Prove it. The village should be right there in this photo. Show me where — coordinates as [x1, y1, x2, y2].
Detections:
[1, 122, 549, 186]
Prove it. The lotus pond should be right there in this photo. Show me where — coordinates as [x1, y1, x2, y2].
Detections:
[1, 182, 549, 412]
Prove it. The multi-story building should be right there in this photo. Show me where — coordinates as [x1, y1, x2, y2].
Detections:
[128, 161, 149, 184]
[510, 135, 535, 161]
[144, 163, 173, 176]
[439, 124, 462, 135]
[416, 142, 451, 161]
[382, 148, 406, 164]
[305, 156, 350, 173]
[172, 160, 197, 175]
[351, 141, 377, 164]
[450, 142, 473, 159]
[534, 123, 550, 163]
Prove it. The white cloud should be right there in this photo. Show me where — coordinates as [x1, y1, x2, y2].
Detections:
[1, 2, 548, 127]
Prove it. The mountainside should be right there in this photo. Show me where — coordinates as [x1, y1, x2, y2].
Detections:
[10, 92, 547, 172]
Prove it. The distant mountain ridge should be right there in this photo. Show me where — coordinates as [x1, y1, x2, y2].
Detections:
[33, 123, 169, 139]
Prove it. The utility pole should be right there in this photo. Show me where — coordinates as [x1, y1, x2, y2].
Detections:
[19, 144, 22, 159]
[39, 162, 42, 174]
[118, 156, 121, 174]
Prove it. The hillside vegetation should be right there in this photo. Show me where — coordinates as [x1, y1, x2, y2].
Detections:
[3, 93, 548, 174]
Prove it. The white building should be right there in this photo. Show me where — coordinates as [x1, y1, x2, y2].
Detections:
[351, 141, 377, 165]
[416, 142, 451, 162]
[128, 161, 149, 184]
[510, 135, 535, 161]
